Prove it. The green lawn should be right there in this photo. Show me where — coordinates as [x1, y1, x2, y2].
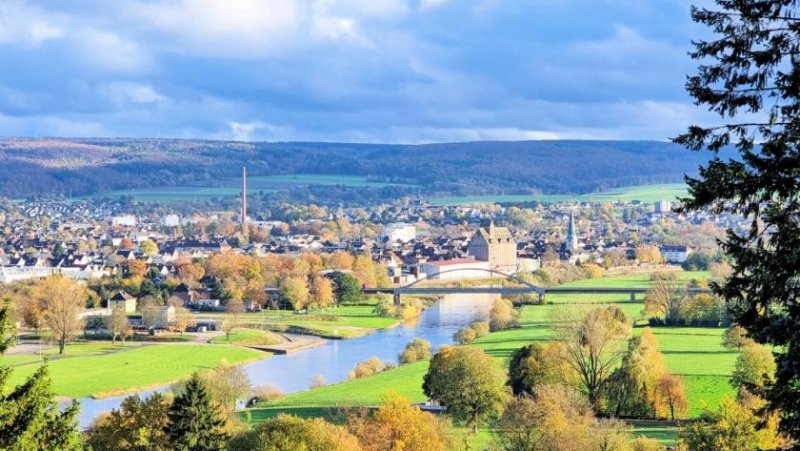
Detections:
[6, 344, 266, 398]
[210, 328, 282, 346]
[431, 183, 688, 206]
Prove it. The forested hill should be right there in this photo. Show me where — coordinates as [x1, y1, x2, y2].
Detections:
[0, 138, 711, 198]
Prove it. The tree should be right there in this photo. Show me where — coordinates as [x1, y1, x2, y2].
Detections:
[679, 398, 783, 451]
[399, 338, 432, 364]
[454, 327, 476, 344]
[0, 299, 81, 451]
[722, 324, 754, 351]
[172, 306, 195, 335]
[279, 276, 310, 312]
[643, 274, 687, 325]
[602, 328, 668, 418]
[165, 373, 228, 451]
[139, 239, 158, 256]
[507, 342, 566, 396]
[489, 298, 519, 332]
[655, 374, 688, 421]
[675, 0, 800, 439]
[309, 275, 334, 309]
[330, 271, 363, 306]
[223, 298, 245, 339]
[229, 414, 360, 451]
[553, 306, 631, 406]
[732, 343, 776, 390]
[140, 297, 160, 330]
[105, 306, 132, 344]
[494, 385, 629, 451]
[422, 346, 507, 432]
[34, 275, 87, 354]
[84, 392, 171, 451]
[348, 357, 387, 380]
[347, 393, 450, 451]
[198, 359, 251, 415]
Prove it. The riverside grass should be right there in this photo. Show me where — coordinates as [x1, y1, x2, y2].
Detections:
[5, 344, 264, 398]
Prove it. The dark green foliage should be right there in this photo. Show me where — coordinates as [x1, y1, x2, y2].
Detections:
[330, 272, 363, 306]
[507, 343, 553, 396]
[165, 373, 228, 451]
[84, 393, 171, 451]
[675, 0, 800, 439]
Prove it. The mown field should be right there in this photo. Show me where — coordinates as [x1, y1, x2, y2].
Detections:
[91, 174, 415, 202]
[244, 270, 732, 446]
[209, 328, 283, 346]
[431, 183, 688, 206]
[5, 344, 266, 398]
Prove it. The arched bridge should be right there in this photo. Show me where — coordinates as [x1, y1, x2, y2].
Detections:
[362, 268, 712, 305]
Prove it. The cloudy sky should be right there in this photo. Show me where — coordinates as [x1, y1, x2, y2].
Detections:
[0, 0, 716, 143]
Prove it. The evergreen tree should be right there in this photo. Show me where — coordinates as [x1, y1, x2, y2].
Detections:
[165, 373, 228, 451]
[676, 0, 800, 439]
[0, 298, 81, 450]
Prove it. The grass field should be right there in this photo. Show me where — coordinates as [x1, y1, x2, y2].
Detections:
[243, 271, 732, 446]
[91, 174, 415, 202]
[431, 183, 688, 206]
[6, 344, 266, 398]
[209, 328, 283, 346]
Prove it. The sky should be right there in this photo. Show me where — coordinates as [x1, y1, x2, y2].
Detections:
[0, 0, 717, 143]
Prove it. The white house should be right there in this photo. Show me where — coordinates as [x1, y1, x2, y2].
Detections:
[381, 223, 417, 243]
[422, 259, 491, 280]
[660, 245, 691, 263]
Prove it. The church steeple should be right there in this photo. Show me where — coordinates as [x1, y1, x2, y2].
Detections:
[566, 211, 578, 252]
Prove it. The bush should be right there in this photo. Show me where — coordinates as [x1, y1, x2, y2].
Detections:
[454, 327, 477, 344]
[250, 384, 285, 403]
[397, 301, 422, 321]
[399, 338, 432, 364]
[348, 357, 387, 380]
[470, 322, 490, 338]
[373, 298, 397, 318]
[489, 299, 519, 332]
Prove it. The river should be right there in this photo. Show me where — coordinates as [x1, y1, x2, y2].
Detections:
[75, 293, 497, 428]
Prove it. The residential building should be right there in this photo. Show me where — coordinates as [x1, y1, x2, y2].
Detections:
[108, 291, 136, 313]
[660, 245, 691, 263]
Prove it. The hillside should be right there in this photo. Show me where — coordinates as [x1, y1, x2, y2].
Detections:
[0, 138, 710, 200]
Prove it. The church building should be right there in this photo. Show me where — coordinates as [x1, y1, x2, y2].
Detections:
[467, 221, 517, 273]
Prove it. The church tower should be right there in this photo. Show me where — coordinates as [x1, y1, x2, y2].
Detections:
[565, 211, 578, 252]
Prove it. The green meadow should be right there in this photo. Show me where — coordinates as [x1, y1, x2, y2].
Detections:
[431, 183, 688, 206]
[4, 344, 265, 398]
[244, 270, 734, 446]
[91, 174, 415, 202]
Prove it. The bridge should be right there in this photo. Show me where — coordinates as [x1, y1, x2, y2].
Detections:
[361, 268, 712, 305]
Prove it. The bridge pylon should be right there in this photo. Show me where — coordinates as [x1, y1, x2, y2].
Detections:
[393, 291, 402, 307]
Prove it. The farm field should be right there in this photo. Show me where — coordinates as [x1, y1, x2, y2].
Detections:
[431, 183, 688, 206]
[91, 174, 415, 202]
[243, 270, 731, 447]
[5, 344, 266, 398]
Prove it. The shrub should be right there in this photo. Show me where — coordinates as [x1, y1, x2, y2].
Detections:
[348, 357, 387, 380]
[250, 384, 285, 403]
[470, 322, 490, 338]
[373, 299, 397, 318]
[454, 327, 477, 344]
[489, 299, 519, 332]
[399, 338, 432, 364]
[310, 374, 326, 389]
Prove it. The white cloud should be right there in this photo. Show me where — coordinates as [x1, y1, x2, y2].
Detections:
[99, 82, 169, 106]
[76, 29, 153, 72]
[228, 121, 295, 141]
[0, 0, 64, 44]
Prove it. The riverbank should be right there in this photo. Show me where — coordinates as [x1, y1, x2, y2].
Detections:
[242, 271, 730, 447]
[5, 343, 267, 399]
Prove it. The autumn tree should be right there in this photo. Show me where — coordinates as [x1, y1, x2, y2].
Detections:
[34, 275, 87, 354]
[84, 393, 171, 451]
[679, 397, 783, 451]
[602, 328, 668, 418]
[279, 276, 310, 312]
[554, 306, 631, 406]
[173, 305, 195, 335]
[655, 374, 688, 421]
[198, 359, 251, 415]
[644, 274, 687, 325]
[722, 324, 754, 351]
[732, 343, 776, 390]
[347, 393, 450, 451]
[422, 346, 507, 432]
[139, 239, 158, 256]
[675, 0, 800, 439]
[636, 245, 664, 264]
[489, 298, 519, 332]
[105, 306, 132, 344]
[310, 275, 334, 309]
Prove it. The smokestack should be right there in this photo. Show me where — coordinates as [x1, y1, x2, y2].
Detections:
[242, 166, 247, 227]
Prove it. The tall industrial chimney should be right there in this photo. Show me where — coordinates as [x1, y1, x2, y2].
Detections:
[241, 166, 247, 227]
